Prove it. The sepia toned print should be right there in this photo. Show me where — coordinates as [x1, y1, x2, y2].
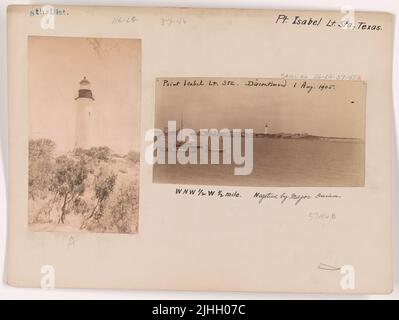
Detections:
[7, 5, 393, 293]
[153, 77, 366, 187]
[28, 36, 141, 233]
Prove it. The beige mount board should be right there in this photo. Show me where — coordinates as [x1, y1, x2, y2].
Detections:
[7, 5, 393, 293]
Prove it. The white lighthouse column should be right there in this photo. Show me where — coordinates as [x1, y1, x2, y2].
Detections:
[75, 76, 95, 149]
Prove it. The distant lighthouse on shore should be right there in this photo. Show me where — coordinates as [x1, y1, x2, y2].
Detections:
[264, 123, 269, 135]
[75, 76, 95, 149]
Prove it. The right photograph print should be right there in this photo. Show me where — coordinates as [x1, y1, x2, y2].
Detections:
[153, 78, 366, 187]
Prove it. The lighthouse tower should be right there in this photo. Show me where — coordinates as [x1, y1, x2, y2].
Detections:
[264, 123, 269, 135]
[75, 76, 95, 149]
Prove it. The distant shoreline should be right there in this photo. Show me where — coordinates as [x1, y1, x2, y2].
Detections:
[162, 130, 363, 143]
[252, 133, 364, 142]
[189, 131, 363, 142]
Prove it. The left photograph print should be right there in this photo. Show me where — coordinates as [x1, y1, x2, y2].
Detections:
[28, 36, 141, 234]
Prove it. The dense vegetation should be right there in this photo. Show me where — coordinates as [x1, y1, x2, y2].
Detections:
[28, 139, 140, 233]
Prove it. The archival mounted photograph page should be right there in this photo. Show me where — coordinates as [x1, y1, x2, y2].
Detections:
[7, 6, 393, 294]
[28, 36, 141, 234]
[154, 77, 366, 187]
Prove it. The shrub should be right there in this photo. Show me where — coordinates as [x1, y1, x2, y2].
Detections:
[28, 139, 56, 200]
[74, 146, 112, 162]
[110, 184, 139, 233]
[50, 155, 88, 224]
[81, 168, 117, 229]
[84, 183, 139, 234]
[126, 150, 140, 164]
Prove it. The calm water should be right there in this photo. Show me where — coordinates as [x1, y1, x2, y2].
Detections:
[153, 138, 365, 187]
